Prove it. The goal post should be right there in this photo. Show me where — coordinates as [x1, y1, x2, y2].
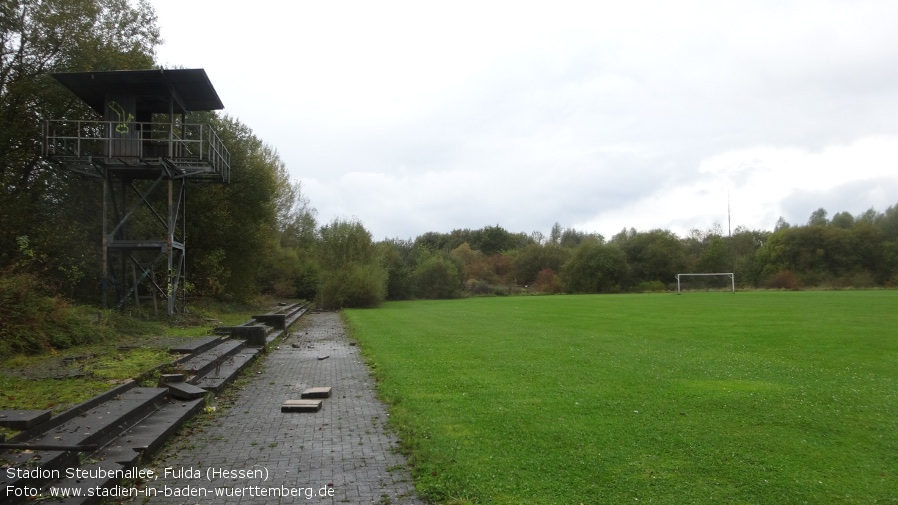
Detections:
[675, 273, 735, 294]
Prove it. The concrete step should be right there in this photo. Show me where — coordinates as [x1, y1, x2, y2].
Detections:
[1, 387, 167, 503]
[175, 338, 246, 378]
[169, 335, 225, 355]
[0, 409, 52, 430]
[283, 302, 311, 327]
[106, 398, 205, 461]
[192, 348, 261, 393]
[8, 381, 137, 444]
[19, 399, 204, 504]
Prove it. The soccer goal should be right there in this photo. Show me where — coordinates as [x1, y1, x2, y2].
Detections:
[675, 273, 735, 294]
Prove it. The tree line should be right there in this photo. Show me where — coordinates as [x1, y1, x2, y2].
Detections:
[2, 0, 897, 327]
[362, 205, 898, 304]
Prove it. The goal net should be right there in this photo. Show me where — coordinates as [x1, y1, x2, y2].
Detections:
[675, 273, 735, 294]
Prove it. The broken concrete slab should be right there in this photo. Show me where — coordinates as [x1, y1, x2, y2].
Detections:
[281, 399, 322, 413]
[301, 387, 332, 399]
[0, 410, 51, 430]
[158, 373, 186, 386]
[167, 382, 208, 401]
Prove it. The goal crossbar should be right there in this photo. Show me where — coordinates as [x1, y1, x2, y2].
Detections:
[675, 273, 735, 294]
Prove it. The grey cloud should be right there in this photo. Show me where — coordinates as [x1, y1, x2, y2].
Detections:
[781, 178, 898, 226]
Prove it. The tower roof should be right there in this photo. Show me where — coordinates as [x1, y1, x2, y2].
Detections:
[51, 68, 225, 115]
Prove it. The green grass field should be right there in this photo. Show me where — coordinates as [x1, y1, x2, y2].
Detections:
[344, 291, 898, 504]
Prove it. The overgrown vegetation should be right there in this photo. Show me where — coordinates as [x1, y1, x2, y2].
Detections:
[0, 269, 165, 355]
[345, 292, 898, 504]
[0, 297, 268, 441]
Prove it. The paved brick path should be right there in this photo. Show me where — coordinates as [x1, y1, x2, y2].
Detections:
[145, 311, 425, 504]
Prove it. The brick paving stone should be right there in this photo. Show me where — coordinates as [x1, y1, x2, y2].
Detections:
[145, 312, 425, 504]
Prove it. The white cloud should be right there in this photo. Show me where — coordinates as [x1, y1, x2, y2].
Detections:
[581, 136, 898, 237]
[152, 0, 898, 240]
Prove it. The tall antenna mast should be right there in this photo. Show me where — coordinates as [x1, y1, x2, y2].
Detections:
[727, 191, 731, 237]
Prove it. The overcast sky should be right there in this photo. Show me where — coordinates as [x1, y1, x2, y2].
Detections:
[152, 0, 898, 241]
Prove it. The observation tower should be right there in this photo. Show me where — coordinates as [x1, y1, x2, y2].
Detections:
[43, 69, 230, 315]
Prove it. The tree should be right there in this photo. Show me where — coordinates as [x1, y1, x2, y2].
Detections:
[729, 226, 769, 287]
[857, 208, 878, 224]
[261, 177, 318, 299]
[774, 217, 791, 232]
[697, 236, 729, 273]
[875, 202, 898, 240]
[449, 242, 482, 279]
[477, 224, 516, 255]
[378, 238, 415, 300]
[277, 180, 317, 251]
[186, 114, 288, 301]
[315, 218, 386, 309]
[414, 231, 451, 252]
[559, 227, 597, 248]
[550, 222, 563, 245]
[530, 230, 545, 245]
[754, 224, 870, 286]
[511, 243, 570, 286]
[547, 223, 599, 248]
[830, 211, 855, 229]
[808, 208, 828, 227]
[613, 229, 686, 288]
[412, 251, 464, 299]
[561, 239, 629, 293]
[0, 0, 160, 298]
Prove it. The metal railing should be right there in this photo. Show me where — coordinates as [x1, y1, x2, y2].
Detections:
[43, 119, 230, 182]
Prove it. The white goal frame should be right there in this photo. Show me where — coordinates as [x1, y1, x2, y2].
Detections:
[675, 273, 735, 294]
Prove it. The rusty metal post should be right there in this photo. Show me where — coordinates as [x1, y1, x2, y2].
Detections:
[167, 178, 175, 316]
[102, 178, 108, 309]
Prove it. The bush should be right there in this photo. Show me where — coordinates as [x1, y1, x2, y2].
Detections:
[316, 262, 386, 309]
[636, 280, 667, 292]
[833, 271, 876, 289]
[0, 270, 114, 354]
[532, 268, 564, 294]
[412, 254, 464, 299]
[885, 273, 898, 288]
[465, 279, 494, 295]
[765, 270, 802, 290]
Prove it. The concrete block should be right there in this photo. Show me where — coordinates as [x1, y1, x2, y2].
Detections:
[301, 387, 332, 399]
[168, 382, 207, 400]
[229, 325, 267, 347]
[252, 313, 287, 329]
[158, 373, 186, 386]
[281, 399, 322, 413]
